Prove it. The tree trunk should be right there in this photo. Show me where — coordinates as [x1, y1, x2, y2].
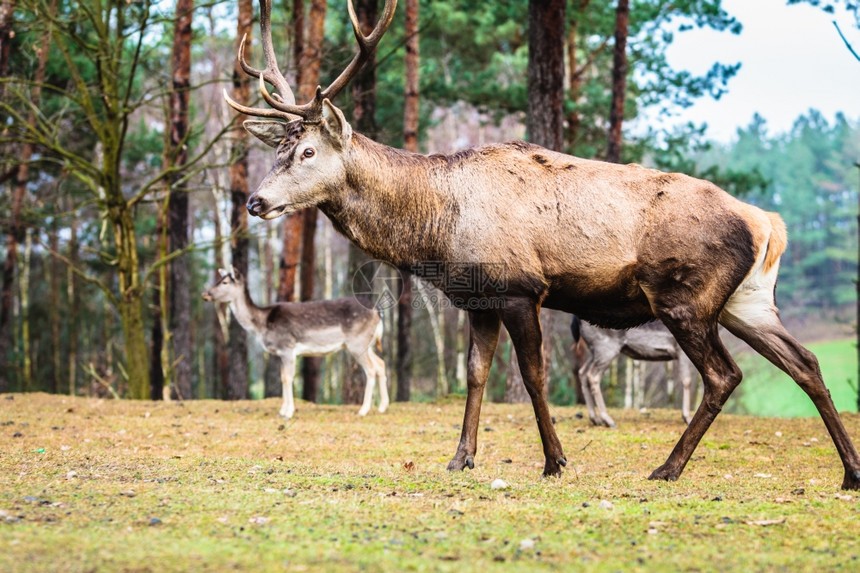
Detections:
[168, 0, 194, 401]
[352, 0, 378, 139]
[19, 229, 32, 390]
[227, 0, 254, 401]
[300, 207, 321, 402]
[0, 0, 52, 392]
[396, 0, 419, 402]
[396, 271, 413, 401]
[527, 0, 565, 151]
[0, 0, 15, 91]
[566, 7, 581, 151]
[67, 220, 79, 396]
[606, 0, 629, 163]
[403, 0, 420, 152]
[112, 203, 150, 399]
[149, 210, 166, 400]
[49, 222, 61, 393]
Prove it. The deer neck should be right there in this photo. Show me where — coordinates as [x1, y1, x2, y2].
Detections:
[318, 134, 457, 269]
[227, 285, 267, 336]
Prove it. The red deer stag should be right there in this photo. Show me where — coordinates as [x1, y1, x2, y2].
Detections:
[202, 268, 387, 418]
[571, 315, 696, 428]
[224, 0, 860, 489]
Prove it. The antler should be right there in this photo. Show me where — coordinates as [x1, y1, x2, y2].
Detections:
[224, 0, 398, 123]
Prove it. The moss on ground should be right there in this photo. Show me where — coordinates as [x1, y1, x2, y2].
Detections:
[1, 393, 859, 572]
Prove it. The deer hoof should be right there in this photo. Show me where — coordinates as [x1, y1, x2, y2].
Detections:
[842, 469, 860, 491]
[446, 455, 475, 472]
[357, 408, 369, 416]
[557, 457, 567, 467]
[648, 464, 680, 482]
[542, 461, 563, 478]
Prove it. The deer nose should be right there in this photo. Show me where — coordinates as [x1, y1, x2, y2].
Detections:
[247, 195, 266, 217]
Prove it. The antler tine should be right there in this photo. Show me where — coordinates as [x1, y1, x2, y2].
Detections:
[319, 0, 398, 102]
[226, 0, 303, 121]
[224, 87, 295, 120]
[256, 0, 298, 108]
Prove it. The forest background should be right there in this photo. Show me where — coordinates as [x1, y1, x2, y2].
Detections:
[0, 0, 857, 415]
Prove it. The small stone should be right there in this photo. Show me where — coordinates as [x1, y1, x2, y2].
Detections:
[66, 471, 77, 479]
[581, 502, 590, 508]
[501, 459, 512, 464]
[148, 517, 162, 526]
[519, 538, 535, 551]
[119, 490, 136, 498]
[775, 431, 783, 437]
[490, 479, 508, 490]
[598, 500, 614, 510]
[791, 487, 805, 495]
[248, 516, 270, 525]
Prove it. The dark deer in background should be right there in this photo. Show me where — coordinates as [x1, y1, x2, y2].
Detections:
[202, 268, 387, 418]
[224, 0, 860, 489]
[570, 315, 696, 428]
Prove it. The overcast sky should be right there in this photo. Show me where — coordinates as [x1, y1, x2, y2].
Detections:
[658, 0, 860, 143]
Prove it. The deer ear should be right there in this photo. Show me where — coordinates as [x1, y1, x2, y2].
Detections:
[217, 268, 227, 278]
[243, 120, 286, 149]
[321, 99, 352, 144]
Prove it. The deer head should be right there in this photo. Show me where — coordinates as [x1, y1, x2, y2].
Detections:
[202, 268, 245, 303]
[224, 0, 397, 220]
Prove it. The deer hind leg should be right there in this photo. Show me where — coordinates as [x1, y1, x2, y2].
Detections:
[353, 350, 378, 417]
[372, 350, 389, 413]
[448, 310, 501, 472]
[577, 357, 601, 426]
[581, 349, 618, 428]
[677, 355, 694, 425]
[647, 311, 743, 483]
[503, 299, 567, 477]
[279, 354, 297, 419]
[720, 307, 860, 490]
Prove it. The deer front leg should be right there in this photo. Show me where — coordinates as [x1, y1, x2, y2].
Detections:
[279, 354, 297, 419]
[447, 310, 501, 472]
[503, 299, 567, 478]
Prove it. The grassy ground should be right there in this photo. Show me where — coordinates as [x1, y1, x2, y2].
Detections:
[729, 338, 858, 417]
[1, 393, 860, 572]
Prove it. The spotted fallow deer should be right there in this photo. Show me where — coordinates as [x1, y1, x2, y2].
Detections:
[202, 268, 388, 419]
[223, 0, 860, 489]
[570, 315, 696, 428]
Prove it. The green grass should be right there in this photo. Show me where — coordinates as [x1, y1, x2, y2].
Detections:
[728, 338, 858, 417]
[2, 394, 860, 571]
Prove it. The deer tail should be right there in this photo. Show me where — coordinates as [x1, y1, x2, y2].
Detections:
[570, 315, 581, 343]
[763, 212, 787, 275]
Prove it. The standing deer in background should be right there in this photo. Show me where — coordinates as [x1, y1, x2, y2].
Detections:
[202, 268, 388, 418]
[570, 316, 696, 428]
[224, 0, 860, 489]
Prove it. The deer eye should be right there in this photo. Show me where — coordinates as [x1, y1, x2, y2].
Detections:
[302, 147, 315, 159]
